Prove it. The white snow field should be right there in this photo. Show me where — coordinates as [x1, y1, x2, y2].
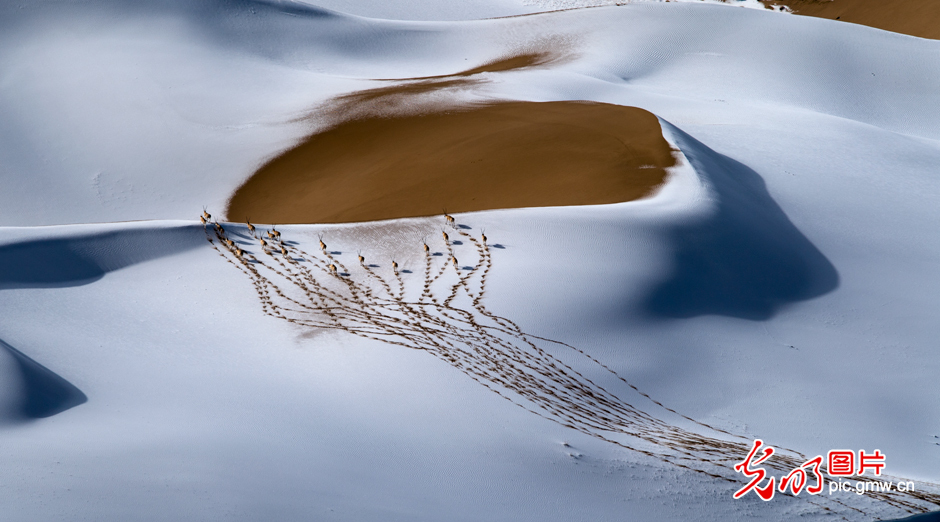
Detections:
[2, 0, 940, 520]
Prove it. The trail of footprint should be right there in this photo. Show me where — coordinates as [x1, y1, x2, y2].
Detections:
[204, 218, 940, 518]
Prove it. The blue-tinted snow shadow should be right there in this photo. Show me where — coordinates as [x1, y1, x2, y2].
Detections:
[642, 124, 839, 320]
[887, 512, 940, 522]
[0, 339, 87, 421]
[0, 225, 204, 422]
[0, 226, 204, 290]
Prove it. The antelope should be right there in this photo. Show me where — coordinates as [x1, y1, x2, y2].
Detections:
[280, 245, 288, 256]
[259, 238, 267, 248]
[271, 226, 281, 240]
[328, 263, 337, 275]
[202, 207, 211, 220]
[214, 222, 224, 234]
[234, 248, 244, 257]
[357, 250, 365, 264]
[391, 260, 398, 272]
[318, 233, 326, 251]
[225, 238, 235, 248]
[442, 230, 449, 243]
[481, 229, 487, 244]
[451, 255, 459, 268]
[199, 215, 207, 225]
[246, 218, 255, 236]
[444, 208, 455, 228]
[423, 242, 430, 254]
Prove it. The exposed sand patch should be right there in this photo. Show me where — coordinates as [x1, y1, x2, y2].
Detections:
[316, 52, 565, 125]
[226, 101, 676, 225]
[383, 52, 556, 81]
[762, 0, 940, 39]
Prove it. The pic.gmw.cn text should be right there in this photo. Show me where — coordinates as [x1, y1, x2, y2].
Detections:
[732, 439, 914, 500]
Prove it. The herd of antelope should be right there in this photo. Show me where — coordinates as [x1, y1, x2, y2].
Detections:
[202, 208, 484, 280]
[199, 207, 940, 518]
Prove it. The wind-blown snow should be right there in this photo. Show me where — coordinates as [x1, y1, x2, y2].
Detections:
[2, 1, 939, 520]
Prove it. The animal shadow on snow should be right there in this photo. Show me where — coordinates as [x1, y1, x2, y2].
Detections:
[0, 226, 204, 422]
[643, 125, 839, 320]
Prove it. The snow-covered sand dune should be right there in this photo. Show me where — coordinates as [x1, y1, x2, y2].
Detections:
[4, 1, 940, 226]
[2, 1, 940, 520]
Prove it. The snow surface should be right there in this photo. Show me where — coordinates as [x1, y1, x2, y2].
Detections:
[2, 0, 940, 520]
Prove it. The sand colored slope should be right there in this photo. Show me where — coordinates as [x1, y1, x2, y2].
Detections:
[226, 101, 676, 225]
[339, 53, 554, 106]
[318, 52, 565, 126]
[763, 0, 940, 39]
[386, 52, 555, 80]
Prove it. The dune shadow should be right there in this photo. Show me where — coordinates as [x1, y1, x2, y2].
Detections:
[886, 511, 940, 522]
[0, 226, 204, 422]
[643, 124, 839, 320]
[0, 226, 204, 290]
[1, 339, 87, 421]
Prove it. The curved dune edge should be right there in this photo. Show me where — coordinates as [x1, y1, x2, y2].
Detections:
[762, 0, 940, 40]
[226, 101, 676, 225]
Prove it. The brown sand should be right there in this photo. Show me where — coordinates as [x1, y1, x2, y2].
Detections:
[382, 52, 556, 80]
[226, 101, 676, 224]
[319, 52, 562, 124]
[761, 0, 940, 39]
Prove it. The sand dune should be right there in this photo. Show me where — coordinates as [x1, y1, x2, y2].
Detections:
[227, 101, 676, 225]
[8, 2, 940, 520]
[763, 0, 940, 39]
